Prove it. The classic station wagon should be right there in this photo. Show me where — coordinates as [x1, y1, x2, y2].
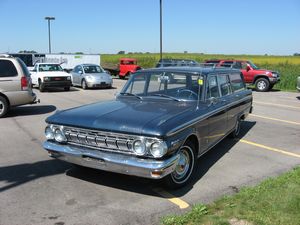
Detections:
[43, 67, 252, 188]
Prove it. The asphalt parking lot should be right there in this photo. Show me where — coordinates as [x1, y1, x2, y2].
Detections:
[1, 79, 300, 225]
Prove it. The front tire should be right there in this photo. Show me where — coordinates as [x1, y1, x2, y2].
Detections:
[163, 140, 196, 189]
[38, 80, 45, 92]
[0, 96, 9, 118]
[255, 78, 270, 92]
[81, 79, 88, 90]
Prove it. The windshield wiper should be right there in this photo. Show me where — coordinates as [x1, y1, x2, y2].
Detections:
[151, 94, 180, 101]
[119, 92, 143, 100]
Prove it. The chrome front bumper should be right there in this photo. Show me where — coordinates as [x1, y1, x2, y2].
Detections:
[43, 141, 180, 179]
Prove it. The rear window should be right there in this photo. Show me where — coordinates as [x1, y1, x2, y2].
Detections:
[0, 60, 18, 77]
[229, 73, 245, 92]
[17, 58, 31, 77]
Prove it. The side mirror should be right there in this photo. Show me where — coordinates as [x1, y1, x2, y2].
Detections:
[208, 97, 218, 106]
[246, 65, 251, 71]
[78, 70, 83, 74]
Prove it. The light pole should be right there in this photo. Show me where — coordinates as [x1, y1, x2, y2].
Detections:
[160, 0, 163, 60]
[45, 16, 55, 53]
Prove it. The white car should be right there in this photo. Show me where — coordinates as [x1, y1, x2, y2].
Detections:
[31, 63, 72, 92]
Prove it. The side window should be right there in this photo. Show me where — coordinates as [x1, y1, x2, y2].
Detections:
[0, 60, 18, 77]
[73, 66, 79, 73]
[207, 76, 220, 98]
[78, 66, 83, 73]
[229, 73, 245, 92]
[241, 62, 248, 70]
[218, 75, 232, 96]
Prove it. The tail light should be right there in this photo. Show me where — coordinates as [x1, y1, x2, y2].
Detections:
[21, 76, 28, 91]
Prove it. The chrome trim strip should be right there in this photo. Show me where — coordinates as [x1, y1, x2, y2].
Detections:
[167, 95, 252, 137]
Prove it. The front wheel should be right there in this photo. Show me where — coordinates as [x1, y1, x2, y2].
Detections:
[163, 141, 196, 189]
[255, 78, 270, 92]
[81, 79, 88, 90]
[64, 87, 70, 91]
[0, 96, 9, 118]
[39, 81, 45, 92]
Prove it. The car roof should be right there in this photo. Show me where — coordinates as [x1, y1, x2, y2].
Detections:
[138, 66, 240, 75]
[205, 59, 247, 63]
[120, 58, 137, 61]
[80, 64, 100, 66]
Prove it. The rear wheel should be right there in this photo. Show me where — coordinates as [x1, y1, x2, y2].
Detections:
[0, 96, 9, 118]
[229, 118, 241, 138]
[81, 79, 88, 90]
[64, 87, 70, 91]
[163, 140, 196, 189]
[255, 78, 270, 92]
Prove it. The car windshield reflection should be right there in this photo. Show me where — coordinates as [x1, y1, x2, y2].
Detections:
[120, 72, 203, 101]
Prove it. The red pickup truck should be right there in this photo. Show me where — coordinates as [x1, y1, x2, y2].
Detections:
[205, 60, 280, 92]
[119, 58, 141, 79]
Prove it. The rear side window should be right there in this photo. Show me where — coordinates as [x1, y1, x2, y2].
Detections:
[17, 58, 31, 77]
[0, 60, 18, 77]
[207, 76, 220, 98]
[218, 75, 232, 96]
[229, 73, 245, 92]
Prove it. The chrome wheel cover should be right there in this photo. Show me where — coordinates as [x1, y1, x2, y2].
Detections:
[171, 146, 194, 184]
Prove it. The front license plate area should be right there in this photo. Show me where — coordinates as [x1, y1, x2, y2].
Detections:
[82, 155, 105, 164]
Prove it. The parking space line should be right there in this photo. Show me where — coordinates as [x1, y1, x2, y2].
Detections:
[254, 101, 300, 110]
[239, 139, 300, 159]
[250, 114, 300, 126]
[153, 188, 190, 209]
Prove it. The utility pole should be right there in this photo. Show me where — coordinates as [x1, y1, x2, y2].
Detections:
[45, 17, 55, 53]
[160, 0, 163, 60]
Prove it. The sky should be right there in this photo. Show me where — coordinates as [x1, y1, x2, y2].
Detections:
[0, 0, 299, 55]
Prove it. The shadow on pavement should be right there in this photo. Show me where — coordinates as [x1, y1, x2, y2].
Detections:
[66, 121, 256, 197]
[7, 105, 56, 117]
[0, 159, 69, 193]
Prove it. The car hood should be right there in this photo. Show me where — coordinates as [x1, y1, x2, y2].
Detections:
[39, 71, 70, 77]
[46, 99, 204, 137]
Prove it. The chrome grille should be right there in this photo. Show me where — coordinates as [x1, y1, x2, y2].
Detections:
[63, 126, 136, 154]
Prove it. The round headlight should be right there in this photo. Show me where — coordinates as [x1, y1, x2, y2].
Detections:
[45, 126, 54, 140]
[150, 141, 167, 158]
[54, 127, 67, 143]
[132, 139, 146, 156]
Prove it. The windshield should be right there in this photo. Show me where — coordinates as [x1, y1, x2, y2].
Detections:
[120, 72, 203, 101]
[247, 61, 259, 69]
[83, 65, 104, 73]
[39, 64, 63, 72]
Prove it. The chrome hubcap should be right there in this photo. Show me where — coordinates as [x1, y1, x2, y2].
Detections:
[173, 149, 190, 180]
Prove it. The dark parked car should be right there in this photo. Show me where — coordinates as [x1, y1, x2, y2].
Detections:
[43, 66, 252, 188]
[156, 58, 200, 68]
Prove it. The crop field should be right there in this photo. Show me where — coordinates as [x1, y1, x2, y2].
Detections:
[102, 53, 300, 91]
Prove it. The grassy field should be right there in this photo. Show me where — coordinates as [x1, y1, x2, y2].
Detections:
[102, 53, 300, 91]
[162, 167, 300, 225]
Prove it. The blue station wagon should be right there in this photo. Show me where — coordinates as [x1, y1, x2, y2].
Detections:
[43, 66, 253, 188]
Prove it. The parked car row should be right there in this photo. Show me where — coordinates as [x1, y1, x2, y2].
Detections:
[31, 63, 113, 92]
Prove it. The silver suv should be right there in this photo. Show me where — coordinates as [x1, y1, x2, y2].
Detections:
[0, 55, 38, 118]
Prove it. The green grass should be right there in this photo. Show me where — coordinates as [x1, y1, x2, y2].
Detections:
[102, 53, 300, 91]
[162, 167, 300, 225]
